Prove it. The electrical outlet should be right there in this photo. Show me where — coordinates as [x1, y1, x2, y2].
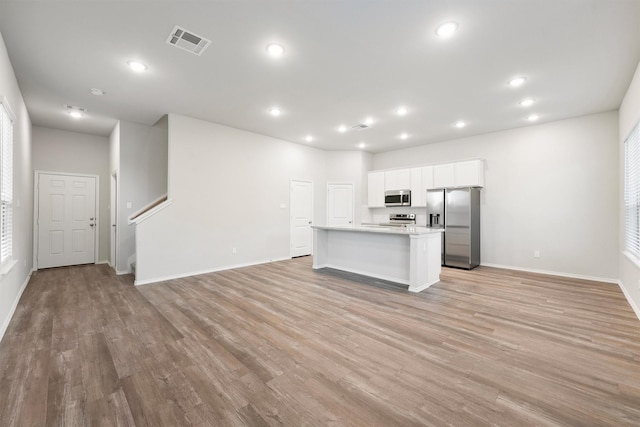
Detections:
[534, 250, 540, 258]
[232, 247, 237, 254]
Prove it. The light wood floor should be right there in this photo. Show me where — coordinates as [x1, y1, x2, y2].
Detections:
[1, 258, 639, 426]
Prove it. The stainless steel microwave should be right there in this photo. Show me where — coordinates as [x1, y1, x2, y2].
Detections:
[384, 190, 411, 207]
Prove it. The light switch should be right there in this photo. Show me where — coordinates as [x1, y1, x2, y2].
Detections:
[280, 203, 286, 209]
[126, 202, 132, 209]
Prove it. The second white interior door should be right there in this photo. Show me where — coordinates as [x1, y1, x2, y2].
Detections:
[327, 183, 353, 227]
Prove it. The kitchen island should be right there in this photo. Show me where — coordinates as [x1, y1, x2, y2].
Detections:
[312, 225, 443, 293]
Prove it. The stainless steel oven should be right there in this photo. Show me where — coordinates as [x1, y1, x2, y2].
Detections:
[384, 190, 411, 207]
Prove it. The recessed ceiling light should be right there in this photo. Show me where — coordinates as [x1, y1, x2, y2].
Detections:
[305, 135, 313, 142]
[358, 142, 366, 149]
[400, 133, 409, 140]
[519, 98, 535, 107]
[508, 76, 526, 87]
[269, 107, 282, 117]
[435, 21, 458, 39]
[127, 61, 147, 73]
[65, 104, 86, 118]
[455, 120, 466, 128]
[90, 88, 105, 96]
[338, 125, 347, 133]
[528, 114, 540, 121]
[266, 43, 285, 58]
[396, 106, 408, 116]
[364, 117, 374, 125]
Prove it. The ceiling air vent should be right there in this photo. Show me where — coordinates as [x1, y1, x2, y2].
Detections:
[166, 25, 211, 56]
[352, 124, 369, 131]
[64, 105, 86, 113]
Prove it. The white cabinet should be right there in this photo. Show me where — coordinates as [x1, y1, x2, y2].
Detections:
[421, 166, 434, 190]
[384, 169, 411, 191]
[433, 164, 455, 189]
[367, 159, 483, 208]
[409, 167, 424, 207]
[454, 160, 484, 187]
[367, 171, 385, 207]
[432, 160, 484, 189]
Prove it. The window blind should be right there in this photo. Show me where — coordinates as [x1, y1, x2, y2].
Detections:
[0, 100, 13, 265]
[624, 120, 640, 258]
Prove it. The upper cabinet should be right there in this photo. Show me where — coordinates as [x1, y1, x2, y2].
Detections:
[410, 167, 425, 207]
[414, 166, 433, 207]
[421, 166, 434, 191]
[454, 160, 485, 188]
[433, 164, 455, 189]
[433, 160, 484, 189]
[384, 169, 411, 191]
[367, 159, 484, 207]
[367, 171, 385, 207]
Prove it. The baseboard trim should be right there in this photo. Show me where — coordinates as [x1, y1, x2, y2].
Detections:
[617, 280, 640, 321]
[134, 257, 290, 286]
[480, 262, 618, 284]
[0, 269, 33, 343]
[408, 280, 439, 293]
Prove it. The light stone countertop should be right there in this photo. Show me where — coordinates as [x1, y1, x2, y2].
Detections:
[311, 224, 444, 236]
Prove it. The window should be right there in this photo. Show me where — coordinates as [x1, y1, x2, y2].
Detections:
[624, 120, 640, 258]
[0, 97, 14, 269]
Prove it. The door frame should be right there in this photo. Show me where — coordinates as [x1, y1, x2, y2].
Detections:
[289, 179, 314, 258]
[33, 170, 100, 270]
[110, 170, 118, 270]
[326, 182, 355, 227]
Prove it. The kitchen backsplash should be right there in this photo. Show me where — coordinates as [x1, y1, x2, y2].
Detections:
[368, 207, 428, 227]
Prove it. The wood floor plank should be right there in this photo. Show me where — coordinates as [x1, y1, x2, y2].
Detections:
[0, 260, 639, 426]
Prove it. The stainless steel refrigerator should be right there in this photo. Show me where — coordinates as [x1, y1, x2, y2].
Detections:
[426, 187, 480, 269]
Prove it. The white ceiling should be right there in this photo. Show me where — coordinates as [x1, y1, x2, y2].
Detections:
[1, 0, 639, 153]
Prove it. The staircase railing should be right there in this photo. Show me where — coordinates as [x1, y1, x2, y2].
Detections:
[128, 194, 171, 224]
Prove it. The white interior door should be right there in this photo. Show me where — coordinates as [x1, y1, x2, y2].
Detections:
[290, 180, 313, 257]
[37, 173, 97, 269]
[327, 183, 353, 226]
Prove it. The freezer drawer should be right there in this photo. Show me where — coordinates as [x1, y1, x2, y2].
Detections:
[445, 226, 472, 269]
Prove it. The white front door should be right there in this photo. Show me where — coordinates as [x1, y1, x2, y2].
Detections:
[327, 183, 353, 226]
[290, 180, 313, 257]
[37, 173, 97, 269]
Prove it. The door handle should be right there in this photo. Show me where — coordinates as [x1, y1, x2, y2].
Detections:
[90, 223, 95, 227]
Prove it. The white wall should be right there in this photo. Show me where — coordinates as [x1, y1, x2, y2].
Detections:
[115, 119, 168, 273]
[32, 126, 110, 262]
[373, 111, 619, 282]
[135, 114, 328, 284]
[0, 32, 33, 341]
[618, 59, 640, 318]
